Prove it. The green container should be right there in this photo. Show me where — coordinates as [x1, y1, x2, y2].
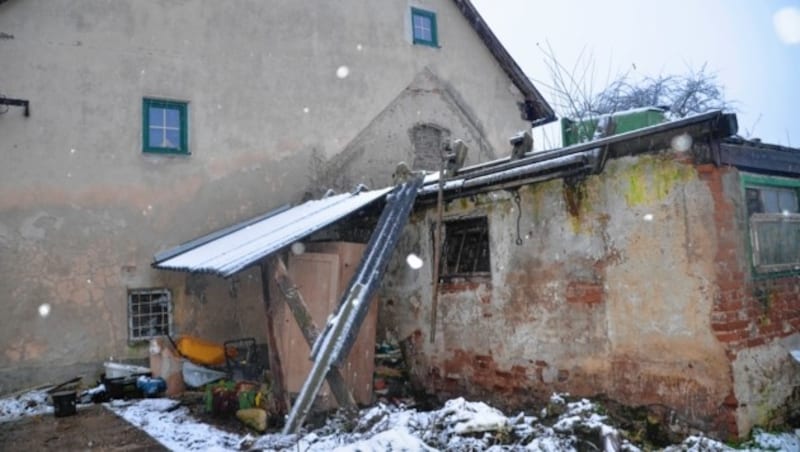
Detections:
[238, 390, 256, 410]
[561, 108, 666, 146]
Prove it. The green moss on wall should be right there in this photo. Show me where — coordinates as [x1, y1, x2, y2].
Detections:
[622, 156, 695, 206]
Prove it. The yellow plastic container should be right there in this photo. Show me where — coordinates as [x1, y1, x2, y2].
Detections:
[176, 336, 227, 366]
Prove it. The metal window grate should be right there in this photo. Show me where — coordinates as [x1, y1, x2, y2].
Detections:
[440, 216, 491, 277]
[128, 288, 173, 341]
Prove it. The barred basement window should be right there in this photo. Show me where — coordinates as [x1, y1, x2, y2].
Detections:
[440, 216, 490, 277]
[743, 176, 800, 274]
[128, 288, 173, 341]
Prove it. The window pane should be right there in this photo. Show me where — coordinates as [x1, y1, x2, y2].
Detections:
[761, 189, 779, 213]
[149, 126, 163, 147]
[746, 188, 763, 215]
[149, 107, 165, 127]
[753, 216, 800, 271]
[413, 15, 432, 41]
[165, 108, 181, 128]
[165, 129, 181, 148]
[778, 189, 799, 213]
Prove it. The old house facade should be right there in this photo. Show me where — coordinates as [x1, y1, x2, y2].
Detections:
[379, 112, 800, 439]
[0, 0, 553, 390]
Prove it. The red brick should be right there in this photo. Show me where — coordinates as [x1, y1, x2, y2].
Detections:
[714, 331, 742, 343]
[712, 320, 749, 332]
[722, 392, 738, 408]
[566, 281, 604, 305]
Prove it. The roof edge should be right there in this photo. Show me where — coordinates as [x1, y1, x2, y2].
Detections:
[452, 0, 556, 124]
[417, 110, 739, 197]
[152, 204, 291, 265]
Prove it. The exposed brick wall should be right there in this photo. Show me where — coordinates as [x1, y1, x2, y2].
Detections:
[699, 164, 800, 436]
[565, 281, 604, 305]
[410, 124, 450, 171]
[701, 163, 800, 351]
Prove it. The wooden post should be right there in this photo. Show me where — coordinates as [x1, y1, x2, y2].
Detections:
[260, 261, 290, 416]
[430, 159, 445, 343]
[269, 256, 356, 410]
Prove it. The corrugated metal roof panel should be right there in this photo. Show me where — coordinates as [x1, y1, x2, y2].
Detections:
[153, 187, 392, 277]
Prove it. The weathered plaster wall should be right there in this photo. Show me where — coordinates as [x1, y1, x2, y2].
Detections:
[697, 165, 800, 437]
[380, 153, 779, 438]
[313, 68, 502, 192]
[0, 0, 532, 390]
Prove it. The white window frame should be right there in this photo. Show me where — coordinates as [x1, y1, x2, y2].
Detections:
[128, 288, 173, 342]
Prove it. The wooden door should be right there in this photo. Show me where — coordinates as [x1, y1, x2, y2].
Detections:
[279, 253, 340, 399]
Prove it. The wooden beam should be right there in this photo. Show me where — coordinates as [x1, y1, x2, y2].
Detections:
[260, 262, 289, 417]
[269, 256, 356, 410]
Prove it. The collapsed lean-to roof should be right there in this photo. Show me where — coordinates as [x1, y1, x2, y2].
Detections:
[149, 109, 800, 280]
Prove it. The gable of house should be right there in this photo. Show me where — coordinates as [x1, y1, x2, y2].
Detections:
[0, 0, 553, 393]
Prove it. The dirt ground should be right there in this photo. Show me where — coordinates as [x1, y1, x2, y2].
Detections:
[0, 390, 268, 452]
[0, 404, 167, 452]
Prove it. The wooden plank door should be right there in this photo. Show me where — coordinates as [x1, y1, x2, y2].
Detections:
[279, 253, 340, 401]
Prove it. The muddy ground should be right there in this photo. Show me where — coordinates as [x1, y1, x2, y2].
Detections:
[0, 404, 166, 452]
[0, 390, 268, 452]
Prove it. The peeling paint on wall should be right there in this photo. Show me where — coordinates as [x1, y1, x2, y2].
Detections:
[379, 152, 800, 439]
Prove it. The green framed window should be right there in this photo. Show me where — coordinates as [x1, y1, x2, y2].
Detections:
[741, 173, 800, 275]
[143, 98, 188, 154]
[411, 7, 438, 47]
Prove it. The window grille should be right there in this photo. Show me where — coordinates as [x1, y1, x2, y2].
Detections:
[128, 288, 173, 341]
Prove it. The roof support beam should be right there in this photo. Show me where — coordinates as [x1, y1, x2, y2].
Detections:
[260, 261, 290, 417]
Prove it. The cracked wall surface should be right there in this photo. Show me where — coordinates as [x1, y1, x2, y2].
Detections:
[380, 152, 800, 439]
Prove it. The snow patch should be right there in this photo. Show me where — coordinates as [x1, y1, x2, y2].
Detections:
[106, 398, 242, 451]
[4, 389, 799, 451]
[0, 389, 52, 422]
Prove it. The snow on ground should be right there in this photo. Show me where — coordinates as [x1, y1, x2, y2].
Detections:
[0, 389, 53, 422]
[3, 389, 800, 451]
[107, 398, 243, 451]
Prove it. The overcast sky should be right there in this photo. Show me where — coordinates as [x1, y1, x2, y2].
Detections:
[472, 0, 800, 147]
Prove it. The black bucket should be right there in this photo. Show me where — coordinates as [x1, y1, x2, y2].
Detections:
[52, 390, 77, 417]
